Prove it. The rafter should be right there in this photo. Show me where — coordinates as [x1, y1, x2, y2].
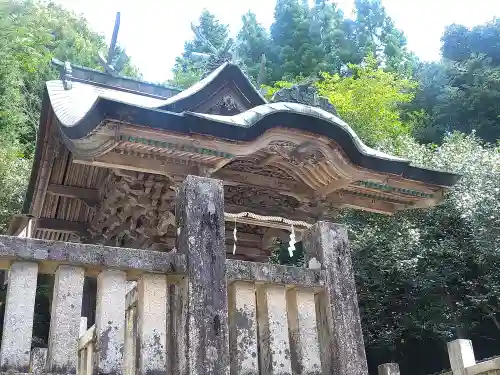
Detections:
[317, 179, 352, 198]
[37, 218, 90, 236]
[47, 184, 99, 205]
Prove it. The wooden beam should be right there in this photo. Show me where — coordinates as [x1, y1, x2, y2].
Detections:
[73, 152, 198, 180]
[47, 184, 99, 205]
[215, 169, 308, 194]
[226, 245, 269, 258]
[329, 191, 401, 215]
[257, 154, 279, 167]
[36, 218, 90, 236]
[317, 179, 352, 198]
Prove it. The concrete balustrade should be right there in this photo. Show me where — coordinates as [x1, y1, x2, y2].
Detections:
[0, 176, 370, 375]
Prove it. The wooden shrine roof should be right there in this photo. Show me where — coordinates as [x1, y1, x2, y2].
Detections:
[15, 61, 461, 259]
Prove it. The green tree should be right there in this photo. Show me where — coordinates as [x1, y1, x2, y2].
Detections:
[236, 11, 271, 84]
[353, 0, 414, 75]
[170, 10, 230, 88]
[316, 55, 417, 145]
[0, 0, 138, 150]
[346, 133, 500, 373]
[414, 19, 500, 143]
[270, 0, 311, 80]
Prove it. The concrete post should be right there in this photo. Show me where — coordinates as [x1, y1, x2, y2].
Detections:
[80, 317, 88, 337]
[30, 348, 48, 374]
[302, 221, 369, 375]
[136, 273, 168, 375]
[447, 339, 476, 375]
[175, 175, 229, 375]
[228, 282, 259, 375]
[378, 363, 400, 375]
[256, 284, 293, 374]
[0, 261, 38, 372]
[95, 269, 127, 375]
[287, 289, 322, 374]
[47, 265, 85, 374]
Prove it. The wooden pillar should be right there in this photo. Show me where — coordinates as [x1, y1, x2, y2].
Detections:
[175, 175, 230, 375]
[95, 269, 127, 375]
[0, 262, 38, 372]
[302, 221, 369, 375]
[47, 265, 85, 374]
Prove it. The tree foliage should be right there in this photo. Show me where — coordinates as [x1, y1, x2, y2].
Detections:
[414, 19, 500, 143]
[347, 133, 500, 372]
[0, 0, 137, 234]
[316, 55, 417, 145]
[171, 0, 412, 87]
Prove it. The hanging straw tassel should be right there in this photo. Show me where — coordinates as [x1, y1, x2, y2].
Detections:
[233, 220, 237, 255]
[288, 224, 296, 257]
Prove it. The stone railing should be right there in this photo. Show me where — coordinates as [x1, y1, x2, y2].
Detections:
[380, 339, 500, 375]
[0, 175, 369, 375]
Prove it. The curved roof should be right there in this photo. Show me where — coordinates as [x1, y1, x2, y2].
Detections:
[45, 78, 459, 187]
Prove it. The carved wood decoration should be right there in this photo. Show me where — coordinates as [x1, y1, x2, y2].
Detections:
[205, 94, 245, 115]
[87, 170, 176, 250]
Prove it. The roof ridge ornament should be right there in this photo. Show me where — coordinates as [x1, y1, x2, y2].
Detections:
[97, 12, 129, 77]
[271, 80, 338, 115]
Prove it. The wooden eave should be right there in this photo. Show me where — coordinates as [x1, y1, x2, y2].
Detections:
[18, 74, 461, 260]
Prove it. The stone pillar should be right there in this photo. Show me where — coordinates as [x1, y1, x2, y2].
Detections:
[228, 282, 259, 375]
[256, 285, 293, 374]
[378, 363, 400, 375]
[124, 304, 137, 375]
[47, 265, 85, 374]
[30, 348, 48, 374]
[175, 175, 229, 375]
[0, 261, 38, 372]
[447, 339, 476, 375]
[302, 221, 369, 375]
[136, 273, 168, 375]
[80, 317, 88, 337]
[95, 269, 127, 375]
[287, 289, 322, 374]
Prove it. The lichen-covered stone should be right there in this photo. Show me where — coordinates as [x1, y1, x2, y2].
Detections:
[226, 260, 323, 288]
[0, 235, 186, 274]
[29, 348, 47, 374]
[378, 363, 400, 375]
[95, 269, 127, 375]
[302, 221, 369, 375]
[47, 265, 85, 374]
[256, 285, 292, 375]
[229, 282, 259, 375]
[0, 262, 38, 372]
[137, 273, 168, 375]
[287, 289, 321, 375]
[175, 175, 230, 375]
